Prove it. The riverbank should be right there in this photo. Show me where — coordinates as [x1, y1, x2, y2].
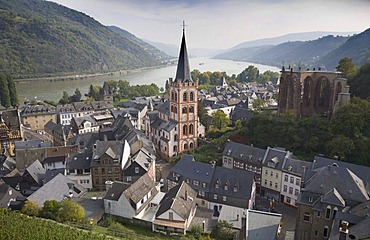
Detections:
[14, 64, 172, 83]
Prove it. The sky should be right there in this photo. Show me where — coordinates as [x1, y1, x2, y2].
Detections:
[50, 0, 370, 49]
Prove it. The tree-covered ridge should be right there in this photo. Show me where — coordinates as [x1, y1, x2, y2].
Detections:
[0, 0, 170, 78]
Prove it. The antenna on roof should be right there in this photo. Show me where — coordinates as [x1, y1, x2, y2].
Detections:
[182, 20, 187, 32]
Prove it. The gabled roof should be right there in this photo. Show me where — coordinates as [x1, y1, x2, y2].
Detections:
[321, 188, 345, 207]
[246, 210, 282, 240]
[92, 141, 123, 164]
[27, 173, 85, 206]
[304, 165, 369, 205]
[223, 141, 265, 164]
[124, 173, 156, 204]
[157, 101, 169, 115]
[263, 147, 288, 170]
[156, 181, 197, 220]
[66, 149, 93, 170]
[104, 181, 130, 201]
[24, 160, 46, 185]
[174, 29, 192, 83]
[15, 139, 52, 150]
[282, 157, 312, 177]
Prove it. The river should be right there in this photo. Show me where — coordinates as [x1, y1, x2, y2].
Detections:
[15, 57, 280, 103]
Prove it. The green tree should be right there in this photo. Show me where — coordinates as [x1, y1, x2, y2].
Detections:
[40, 200, 62, 221]
[336, 57, 357, 82]
[211, 110, 229, 130]
[237, 66, 259, 83]
[210, 220, 234, 240]
[350, 63, 370, 99]
[188, 224, 204, 239]
[22, 200, 41, 216]
[59, 200, 85, 223]
[59, 91, 70, 104]
[0, 73, 11, 109]
[191, 69, 201, 82]
[198, 103, 211, 131]
[327, 135, 355, 160]
[252, 99, 265, 111]
[7, 75, 19, 107]
[70, 88, 82, 102]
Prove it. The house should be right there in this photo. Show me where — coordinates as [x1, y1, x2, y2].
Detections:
[20, 160, 46, 195]
[0, 109, 22, 156]
[167, 155, 215, 208]
[57, 103, 77, 125]
[222, 141, 264, 193]
[66, 149, 93, 189]
[104, 172, 157, 220]
[294, 164, 369, 240]
[261, 147, 291, 201]
[44, 120, 74, 146]
[280, 157, 312, 207]
[153, 181, 197, 235]
[90, 140, 130, 190]
[70, 115, 99, 134]
[0, 154, 16, 178]
[209, 166, 256, 216]
[123, 146, 156, 183]
[27, 173, 85, 207]
[21, 104, 57, 131]
[0, 181, 22, 208]
[42, 156, 66, 170]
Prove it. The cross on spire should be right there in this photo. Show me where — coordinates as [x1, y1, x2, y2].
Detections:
[182, 20, 186, 32]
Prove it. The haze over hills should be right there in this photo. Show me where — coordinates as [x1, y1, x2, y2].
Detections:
[215, 29, 370, 70]
[0, 0, 171, 78]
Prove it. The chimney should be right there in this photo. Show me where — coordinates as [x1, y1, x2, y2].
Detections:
[339, 221, 349, 240]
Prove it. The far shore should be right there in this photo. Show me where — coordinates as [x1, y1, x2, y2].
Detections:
[14, 64, 172, 83]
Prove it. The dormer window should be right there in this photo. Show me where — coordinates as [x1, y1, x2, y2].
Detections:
[233, 184, 238, 192]
[215, 181, 220, 188]
[224, 183, 229, 190]
[309, 195, 313, 202]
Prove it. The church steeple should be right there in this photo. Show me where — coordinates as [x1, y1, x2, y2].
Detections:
[175, 21, 192, 83]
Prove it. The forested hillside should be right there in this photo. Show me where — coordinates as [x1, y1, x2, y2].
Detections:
[0, 0, 170, 78]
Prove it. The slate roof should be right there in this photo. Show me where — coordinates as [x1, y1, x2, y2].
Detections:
[66, 149, 93, 170]
[15, 139, 52, 149]
[67, 132, 99, 151]
[21, 105, 56, 116]
[104, 181, 131, 201]
[157, 101, 169, 115]
[130, 147, 155, 171]
[230, 107, 252, 122]
[169, 155, 215, 187]
[321, 188, 345, 207]
[174, 30, 192, 83]
[0, 181, 22, 208]
[303, 165, 369, 206]
[156, 181, 197, 220]
[124, 173, 156, 204]
[163, 119, 178, 132]
[44, 169, 65, 183]
[151, 118, 166, 130]
[263, 147, 288, 170]
[223, 141, 265, 165]
[0, 109, 21, 130]
[218, 98, 241, 106]
[91, 141, 123, 167]
[73, 115, 96, 129]
[56, 103, 76, 113]
[282, 157, 313, 177]
[99, 114, 135, 141]
[27, 173, 85, 207]
[43, 156, 66, 164]
[209, 166, 255, 206]
[25, 160, 46, 185]
[313, 156, 370, 186]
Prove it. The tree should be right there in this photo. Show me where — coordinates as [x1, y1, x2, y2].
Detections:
[59, 200, 85, 222]
[350, 63, 370, 99]
[188, 224, 203, 239]
[59, 91, 70, 104]
[336, 57, 357, 82]
[7, 75, 19, 107]
[211, 110, 229, 130]
[22, 200, 41, 216]
[210, 220, 234, 240]
[0, 73, 11, 109]
[252, 99, 265, 111]
[40, 200, 62, 221]
[70, 88, 82, 102]
[198, 103, 211, 130]
[327, 135, 355, 160]
[237, 66, 259, 83]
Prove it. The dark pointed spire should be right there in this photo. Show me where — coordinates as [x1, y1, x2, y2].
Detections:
[175, 21, 192, 83]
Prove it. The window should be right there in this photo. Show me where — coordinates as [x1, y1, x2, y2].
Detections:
[169, 212, 173, 220]
[317, 211, 321, 218]
[264, 180, 267, 186]
[171, 92, 174, 101]
[265, 170, 268, 175]
[295, 189, 299, 196]
[269, 181, 272, 187]
[325, 206, 331, 219]
[270, 171, 273, 177]
[290, 176, 294, 184]
[183, 92, 188, 101]
[289, 187, 293, 194]
[189, 106, 194, 113]
[190, 92, 194, 101]
[182, 107, 187, 113]
[214, 194, 217, 200]
[303, 212, 310, 222]
[323, 226, 329, 238]
[198, 190, 205, 197]
[183, 125, 187, 135]
[215, 181, 220, 188]
[275, 173, 278, 178]
[286, 197, 291, 203]
[101, 168, 105, 174]
[283, 185, 287, 192]
[296, 178, 300, 186]
[202, 182, 207, 188]
[186, 178, 190, 183]
[314, 231, 318, 237]
[275, 183, 278, 189]
[135, 167, 139, 174]
[309, 196, 313, 202]
[127, 176, 132, 182]
[224, 184, 229, 190]
[223, 196, 227, 201]
[193, 180, 199, 186]
[333, 207, 338, 220]
[189, 124, 194, 134]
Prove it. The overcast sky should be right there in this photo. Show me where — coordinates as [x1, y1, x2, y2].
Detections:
[51, 0, 370, 49]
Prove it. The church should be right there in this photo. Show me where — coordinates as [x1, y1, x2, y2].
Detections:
[146, 25, 205, 159]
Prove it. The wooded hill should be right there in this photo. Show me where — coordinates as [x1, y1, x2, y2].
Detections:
[215, 28, 370, 70]
[0, 0, 171, 78]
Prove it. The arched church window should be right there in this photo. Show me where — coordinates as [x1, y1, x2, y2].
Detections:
[183, 92, 187, 101]
[183, 125, 187, 135]
[189, 124, 194, 134]
[189, 106, 194, 113]
[182, 107, 187, 114]
[190, 92, 194, 101]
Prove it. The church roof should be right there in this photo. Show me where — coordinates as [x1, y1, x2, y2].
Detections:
[174, 28, 192, 83]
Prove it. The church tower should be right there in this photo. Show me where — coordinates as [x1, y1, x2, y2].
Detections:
[169, 23, 202, 153]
